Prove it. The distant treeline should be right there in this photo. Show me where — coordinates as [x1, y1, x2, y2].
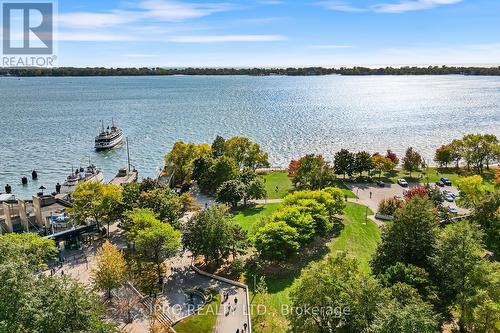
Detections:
[2, 66, 500, 77]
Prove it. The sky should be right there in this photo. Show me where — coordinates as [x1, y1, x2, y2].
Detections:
[44, 0, 500, 66]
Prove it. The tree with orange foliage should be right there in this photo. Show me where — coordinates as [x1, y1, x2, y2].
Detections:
[288, 159, 301, 177]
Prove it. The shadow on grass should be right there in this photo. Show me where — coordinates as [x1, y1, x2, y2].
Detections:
[232, 204, 265, 217]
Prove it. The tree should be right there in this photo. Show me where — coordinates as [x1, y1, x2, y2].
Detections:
[371, 197, 439, 274]
[402, 147, 423, 177]
[210, 155, 240, 191]
[290, 154, 333, 190]
[372, 153, 395, 179]
[211, 135, 226, 158]
[122, 208, 159, 242]
[354, 151, 374, 176]
[270, 206, 316, 244]
[183, 205, 247, 266]
[367, 292, 439, 333]
[456, 175, 487, 208]
[379, 263, 438, 304]
[431, 221, 497, 332]
[451, 139, 464, 168]
[453, 134, 499, 174]
[92, 241, 127, 299]
[138, 188, 183, 226]
[254, 221, 300, 261]
[334, 149, 355, 178]
[377, 197, 404, 216]
[282, 188, 346, 219]
[0, 258, 115, 333]
[434, 144, 454, 168]
[72, 181, 123, 229]
[224, 136, 269, 170]
[372, 153, 386, 179]
[403, 185, 428, 200]
[121, 182, 141, 212]
[245, 178, 267, 204]
[164, 141, 211, 185]
[470, 192, 500, 254]
[0, 233, 57, 268]
[288, 254, 388, 333]
[216, 179, 246, 208]
[135, 221, 181, 280]
[385, 150, 399, 166]
[288, 159, 301, 178]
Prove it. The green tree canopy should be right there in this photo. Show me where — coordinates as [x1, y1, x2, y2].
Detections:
[334, 149, 355, 178]
[182, 205, 248, 266]
[371, 197, 439, 274]
[254, 221, 300, 261]
[288, 254, 389, 333]
[91, 240, 127, 299]
[224, 136, 269, 170]
[72, 181, 123, 227]
[0, 233, 57, 268]
[402, 147, 423, 177]
[431, 221, 499, 332]
[290, 154, 334, 190]
[434, 144, 454, 168]
[135, 221, 181, 280]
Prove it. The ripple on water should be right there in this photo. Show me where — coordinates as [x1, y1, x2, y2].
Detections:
[0, 75, 499, 198]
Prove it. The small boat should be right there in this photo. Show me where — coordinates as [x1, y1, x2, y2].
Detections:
[95, 119, 124, 150]
[62, 165, 104, 189]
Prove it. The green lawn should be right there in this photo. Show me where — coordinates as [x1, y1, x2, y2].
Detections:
[174, 294, 221, 333]
[329, 202, 380, 273]
[261, 171, 293, 199]
[332, 180, 357, 198]
[246, 202, 381, 332]
[232, 203, 281, 234]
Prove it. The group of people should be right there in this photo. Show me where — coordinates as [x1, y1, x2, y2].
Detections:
[221, 292, 249, 333]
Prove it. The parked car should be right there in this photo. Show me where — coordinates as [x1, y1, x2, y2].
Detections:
[443, 190, 456, 198]
[440, 177, 452, 186]
[448, 206, 458, 214]
[436, 181, 445, 187]
[397, 179, 409, 187]
[445, 194, 454, 202]
[376, 180, 385, 187]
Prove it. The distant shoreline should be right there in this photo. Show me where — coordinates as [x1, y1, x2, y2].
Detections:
[2, 66, 500, 77]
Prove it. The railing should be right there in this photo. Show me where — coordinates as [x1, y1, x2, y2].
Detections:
[191, 265, 252, 333]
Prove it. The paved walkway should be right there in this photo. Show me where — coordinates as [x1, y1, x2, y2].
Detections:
[163, 251, 250, 332]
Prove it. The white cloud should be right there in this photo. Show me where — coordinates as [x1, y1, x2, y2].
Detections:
[373, 0, 462, 13]
[258, 0, 285, 4]
[137, 0, 234, 21]
[57, 32, 136, 41]
[319, 0, 462, 13]
[58, 11, 137, 29]
[307, 44, 353, 49]
[317, 1, 365, 12]
[121, 54, 160, 58]
[58, 0, 235, 29]
[169, 34, 287, 43]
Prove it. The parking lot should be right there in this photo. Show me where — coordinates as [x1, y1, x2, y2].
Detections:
[347, 180, 468, 220]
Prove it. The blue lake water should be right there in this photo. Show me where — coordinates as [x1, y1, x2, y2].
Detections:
[0, 75, 499, 199]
